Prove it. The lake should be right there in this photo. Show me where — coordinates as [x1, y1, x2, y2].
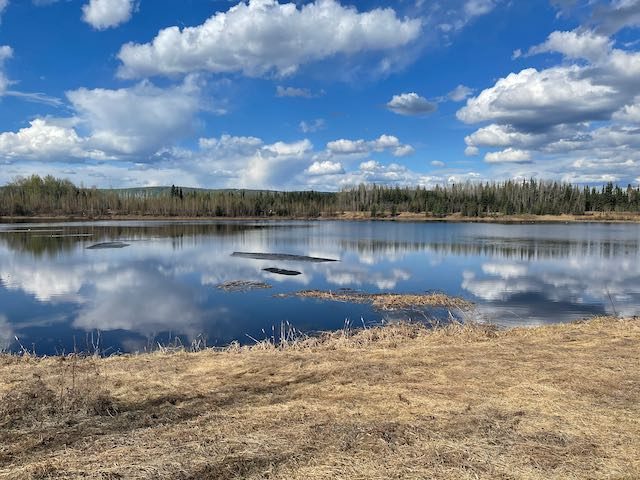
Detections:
[1, 220, 639, 355]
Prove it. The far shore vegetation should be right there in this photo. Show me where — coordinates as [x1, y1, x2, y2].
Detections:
[2, 175, 640, 220]
[1, 317, 638, 479]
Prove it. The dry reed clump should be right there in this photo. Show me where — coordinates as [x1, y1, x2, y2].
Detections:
[293, 289, 473, 310]
[0, 317, 639, 480]
[216, 280, 272, 292]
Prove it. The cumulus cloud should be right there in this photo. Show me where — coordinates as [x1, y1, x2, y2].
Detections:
[199, 134, 263, 152]
[345, 160, 434, 185]
[0, 76, 205, 166]
[457, 66, 620, 128]
[82, 0, 136, 30]
[386, 92, 437, 116]
[317, 162, 478, 190]
[306, 160, 344, 176]
[484, 148, 532, 163]
[116, 0, 421, 79]
[66, 78, 202, 156]
[190, 134, 315, 189]
[527, 29, 613, 62]
[0, 118, 107, 161]
[458, 27, 640, 182]
[327, 134, 414, 157]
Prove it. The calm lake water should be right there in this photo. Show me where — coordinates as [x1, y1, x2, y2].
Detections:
[1, 220, 639, 355]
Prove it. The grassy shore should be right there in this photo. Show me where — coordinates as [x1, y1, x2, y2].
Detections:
[2, 211, 640, 224]
[1, 317, 639, 479]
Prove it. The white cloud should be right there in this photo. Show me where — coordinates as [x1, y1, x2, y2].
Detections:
[482, 263, 527, 278]
[447, 171, 481, 183]
[66, 78, 202, 156]
[199, 134, 263, 152]
[3, 91, 63, 106]
[0, 260, 108, 302]
[613, 97, 640, 123]
[306, 160, 344, 176]
[465, 123, 543, 149]
[242, 139, 314, 188]
[386, 92, 437, 116]
[325, 266, 411, 290]
[0, 45, 12, 96]
[73, 266, 206, 337]
[0, 118, 106, 161]
[457, 66, 620, 128]
[484, 148, 532, 163]
[327, 138, 368, 155]
[0, 0, 7, 23]
[431, 160, 445, 167]
[117, 0, 421, 79]
[317, 160, 444, 188]
[188, 134, 317, 188]
[0, 77, 205, 165]
[464, 0, 495, 17]
[276, 86, 320, 98]
[434, 0, 499, 34]
[464, 146, 480, 156]
[299, 118, 326, 133]
[0, 45, 66, 107]
[393, 144, 415, 157]
[591, 0, 640, 35]
[461, 29, 640, 129]
[82, 0, 136, 30]
[447, 84, 473, 102]
[327, 134, 414, 157]
[458, 27, 640, 184]
[527, 29, 613, 62]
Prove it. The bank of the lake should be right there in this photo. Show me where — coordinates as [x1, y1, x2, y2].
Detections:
[2, 210, 640, 224]
[1, 317, 638, 479]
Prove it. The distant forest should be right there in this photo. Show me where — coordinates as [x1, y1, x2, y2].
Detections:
[1, 175, 640, 218]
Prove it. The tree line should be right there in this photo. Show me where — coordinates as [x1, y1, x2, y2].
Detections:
[1, 175, 639, 218]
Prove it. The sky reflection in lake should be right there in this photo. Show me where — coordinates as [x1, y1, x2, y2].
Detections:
[1, 220, 639, 354]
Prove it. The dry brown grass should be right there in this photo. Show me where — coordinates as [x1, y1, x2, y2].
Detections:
[216, 280, 272, 292]
[1, 317, 639, 479]
[293, 290, 473, 310]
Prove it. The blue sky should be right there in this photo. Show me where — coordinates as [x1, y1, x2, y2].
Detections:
[0, 0, 639, 190]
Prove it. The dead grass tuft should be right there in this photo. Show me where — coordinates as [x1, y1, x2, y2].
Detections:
[216, 280, 272, 292]
[0, 317, 638, 479]
[292, 289, 473, 310]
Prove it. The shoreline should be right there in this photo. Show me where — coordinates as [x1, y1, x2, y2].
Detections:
[2, 211, 640, 224]
[1, 317, 638, 479]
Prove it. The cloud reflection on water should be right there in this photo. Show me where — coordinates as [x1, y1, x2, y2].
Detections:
[0, 221, 638, 352]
